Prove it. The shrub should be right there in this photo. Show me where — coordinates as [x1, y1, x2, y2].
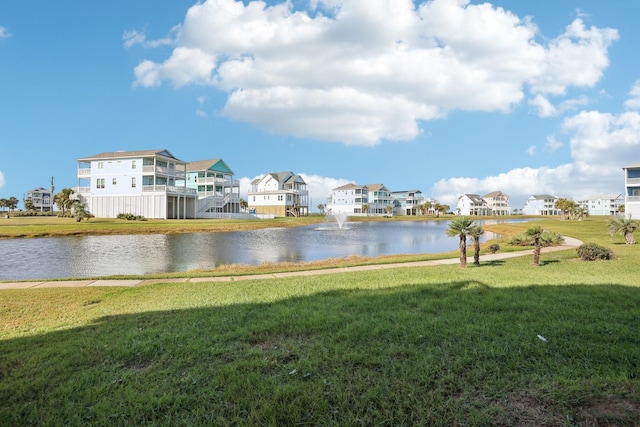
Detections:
[508, 231, 564, 247]
[576, 243, 615, 261]
[117, 213, 146, 221]
[488, 244, 500, 254]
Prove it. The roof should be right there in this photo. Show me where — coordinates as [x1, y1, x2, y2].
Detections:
[483, 191, 508, 198]
[460, 194, 485, 203]
[78, 149, 182, 162]
[186, 158, 234, 174]
[365, 184, 389, 192]
[580, 193, 623, 201]
[528, 194, 557, 200]
[332, 183, 364, 191]
[622, 163, 640, 169]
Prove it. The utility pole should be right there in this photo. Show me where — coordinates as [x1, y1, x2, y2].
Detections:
[50, 176, 55, 216]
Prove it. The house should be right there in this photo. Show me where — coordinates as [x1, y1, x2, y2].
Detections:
[247, 171, 309, 217]
[577, 194, 624, 216]
[483, 191, 511, 215]
[391, 190, 425, 216]
[76, 149, 197, 219]
[365, 184, 394, 215]
[522, 195, 561, 216]
[25, 187, 53, 212]
[325, 183, 368, 215]
[183, 159, 241, 217]
[623, 163, 640, 218]
[456, 194, 490, 216]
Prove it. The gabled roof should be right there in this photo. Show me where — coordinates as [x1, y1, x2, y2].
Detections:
[580, 193, 623, 201]
[186, 158, 234, 174]
[253, 171, 306, 186]
[78, 149, 181, 162]
[528, 194, 557, 200]
[365, 184, 389, 192]
[460, 194, 486, 204]
[483, 191, 508, 198]
[332, 183, 364, 191]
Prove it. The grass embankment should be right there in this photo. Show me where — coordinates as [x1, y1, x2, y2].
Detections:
[1, 218, 639, 425]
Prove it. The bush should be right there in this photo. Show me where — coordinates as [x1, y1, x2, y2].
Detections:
[576, 243, 615, 261]
[117, 213, 147, 221]
[508, 231, 564, 247]
[488, 244, 500, 254]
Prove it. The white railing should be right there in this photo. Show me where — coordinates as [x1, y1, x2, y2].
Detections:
[628, 196, 640, 202]
[78, 169, 91, 176]
[142, 185, 197, 195]
[627, 178, 640, 185]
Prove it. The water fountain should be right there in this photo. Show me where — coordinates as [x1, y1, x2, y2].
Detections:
[318, 210, 350, 230]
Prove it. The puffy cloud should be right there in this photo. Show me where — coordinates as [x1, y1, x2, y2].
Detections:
[546, 136, 563, 152]
[624, 80, 640, 110]
[0, 170, 5, 188]
[431, 107, 639, 208]
[0, 26, 10, 39]
[133, 0, 617, 145]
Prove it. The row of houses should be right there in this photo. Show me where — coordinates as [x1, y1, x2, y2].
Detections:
[21, 149, 640, 220]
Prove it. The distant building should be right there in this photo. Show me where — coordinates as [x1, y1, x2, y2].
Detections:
[184, 158, 241, 217]
[577, 194, 623, 216]
[456, 194, 490, 216]
[391, 190, 425, 216]
[248, 171, 309, 217]
[76, 149, 197, 219]
[326, 183, 368, 215]
[522, 195, 561, 216]
[483, 191, 511, 216]
[623, 162, 640, 218]
[365, 184, 393, 215]
[25, 187, 53, 212]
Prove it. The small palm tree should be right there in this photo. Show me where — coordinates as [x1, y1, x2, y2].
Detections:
[608, 216, 639, 244]
[468, 224, 485, 265]
[525, 225, 544, 266]
[446, 216, 475, 268]
[72, 201, 91, 222]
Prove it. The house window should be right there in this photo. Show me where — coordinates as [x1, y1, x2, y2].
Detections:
[278, 195, 283, 201]
[131, 177, 136, 188]
[132, 160, 137, 169]
[96, 178, 105, 189]
[97, 161, 104, 169]
[112, 178, 117, 185]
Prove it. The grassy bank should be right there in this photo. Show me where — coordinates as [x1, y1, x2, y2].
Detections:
[1, 218, 639, 425]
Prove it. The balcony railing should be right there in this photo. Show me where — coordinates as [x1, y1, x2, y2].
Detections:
[627, 178, 640, 185]
[142, 185, 197, 195]
[78, 168, 91, 176]
[628, 196, 640, 202]
[195, 177, 240, 187]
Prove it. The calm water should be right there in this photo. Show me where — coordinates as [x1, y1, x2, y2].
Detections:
[0, 220, 511, 280]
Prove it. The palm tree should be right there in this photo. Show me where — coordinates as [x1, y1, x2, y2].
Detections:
[525, 225, 544, 266]
[239, 198, 248, 212]
[468, 224, 485, 265]
[72, 201, 91, 222]
[608, 216, 639, 244]
[555, 198, 575, 220]
[54, 188, 75, 217]
[423, 201, 433, 216]
[446, 216, 475, 268]
[317, 204, 325, 214]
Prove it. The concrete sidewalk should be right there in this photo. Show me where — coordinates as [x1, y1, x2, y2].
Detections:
[0, 237, 583, 289]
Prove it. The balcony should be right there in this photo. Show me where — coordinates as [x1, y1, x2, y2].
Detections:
[142, 185, 197, 196]
[628, 196, 640, 202]
[78, 168, 91, 176]
[626, 178, 640, 186]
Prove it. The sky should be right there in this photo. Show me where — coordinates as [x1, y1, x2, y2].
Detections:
[1, 0, 640, 212]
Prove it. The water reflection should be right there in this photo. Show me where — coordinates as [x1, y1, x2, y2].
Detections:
[0, 220, 511, 280]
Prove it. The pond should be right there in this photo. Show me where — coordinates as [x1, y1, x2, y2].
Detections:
[0, 219, 517, 281]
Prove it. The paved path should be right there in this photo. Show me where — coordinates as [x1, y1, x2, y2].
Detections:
[0, 237, 583, 289]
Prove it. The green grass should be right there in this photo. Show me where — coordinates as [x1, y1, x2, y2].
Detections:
[0, 217, 639, 425]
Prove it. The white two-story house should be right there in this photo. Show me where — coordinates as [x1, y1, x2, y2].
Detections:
[623, 163, 640, 218]
[456, 194, 490, 216]
[366, 184, 394, 215]
[577, 194, 624, 216]
[248, 171, 309, 217]
[183, 159, 241, 217]
[326, 183, 368, 215]
[522, 195, 561, 216]
[76, 149, 197, 219]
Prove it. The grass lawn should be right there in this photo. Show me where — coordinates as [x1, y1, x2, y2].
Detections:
[0, 217, 639, 426]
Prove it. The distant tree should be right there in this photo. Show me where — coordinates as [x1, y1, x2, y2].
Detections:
[525, 225, 544, 266]
[555, 198, 576, 220]
[384, 205, 393, 215]
[24, 198, 34, 211]
[468, 224, 485, 265]
[54, 188, 75, 217]
[317, 204, 326, 214]
[574, 206, 588, 221]
[362, 204, 369, 215]
[8, 197, 18, 212]
[608, 216, 639, 245]
[240, 198, 248, 212]
[440, 204, 450, 216]
[423, 201, 433, 216]
[0, 198, 7, 213]
[446, 216, 475, 268]
[619, 204, 625, 214]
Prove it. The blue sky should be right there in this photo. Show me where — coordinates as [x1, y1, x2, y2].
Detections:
[1, 0, 639, 211]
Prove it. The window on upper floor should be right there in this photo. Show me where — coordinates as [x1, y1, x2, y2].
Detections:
[97, 161, 104, 169]
[131, 177, 136, 188]
[132, 160, 137, 169]
[96, 178, 105, 189]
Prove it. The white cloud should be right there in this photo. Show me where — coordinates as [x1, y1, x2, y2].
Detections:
[529, 94, 556, 117]
[0, 26, 10, 39]
[431, 107, 639, 208]
[546, 135, 563, 152]
[238, 173, 350, 211]
[624, 80, 640, 110]
[0, 170, 5, 188]
[527, 145, 536, 156]
[123, 26, 178, 49]
[133, 0, 618, 146]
